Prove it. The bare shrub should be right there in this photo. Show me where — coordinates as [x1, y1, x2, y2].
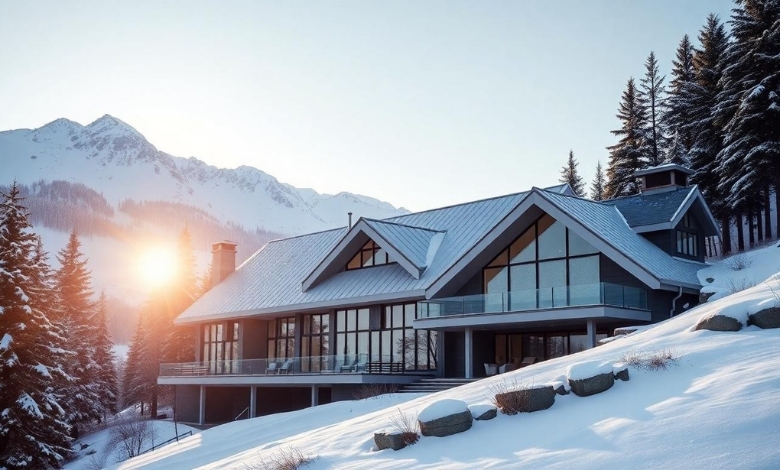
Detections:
[487, 379, 530, 415]
[765, 273, 780, 301]
[725, 276, 757, 295]
[108, 415, 156, 460]
[352, 383, 400, 400]
[244, 446, 316, 470]
[620, 349, 679, 371]
[388, 408, 419, 445]
[726, 253, 753, 271]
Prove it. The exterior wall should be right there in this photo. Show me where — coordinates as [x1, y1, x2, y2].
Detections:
[331, 385, 360, 402]
[175, 385, 201, 423]
[205, 387, 251, 423]
[242, 319, 268, 359]
[642, 230, 675, 256]
[444, 331, 465, 378]
[255, 387, 312, 416]
[600, 255, 644, 288]
[454, 270, 482, 296]
[472, 331, 495, 378]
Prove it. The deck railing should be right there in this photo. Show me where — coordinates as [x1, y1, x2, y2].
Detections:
[417, 282, 648, 318]
[159, 353, 419, 377]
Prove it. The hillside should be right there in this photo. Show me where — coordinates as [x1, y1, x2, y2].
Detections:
[106, 244, 780, 469]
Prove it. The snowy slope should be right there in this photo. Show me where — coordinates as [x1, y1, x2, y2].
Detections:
[0, 115, 407, 235]
[111, 246, 780, 469]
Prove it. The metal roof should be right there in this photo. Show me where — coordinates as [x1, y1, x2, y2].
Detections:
[603, 187, 695, 228]
[361, 219, 443, 271]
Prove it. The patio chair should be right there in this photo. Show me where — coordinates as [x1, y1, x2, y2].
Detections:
[352, 357, 368, 373]
[278, 359, 293, 374]
[340, 356, 356, 373]
[520, 356, 538, 368]
[264, 361, 279, 374]
[484, 363, 498, 376]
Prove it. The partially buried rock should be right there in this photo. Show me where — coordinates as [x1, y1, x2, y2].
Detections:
[374, 431, 409, 451]
[748, 307, 780, 329]
[614, 367, 630, 382]
[418, 399, 473, 437]
[695, 314, 742, 332]
[468, 403, 497, 421]
[494, 385, 556, 414]
[567, 361, 615, 397]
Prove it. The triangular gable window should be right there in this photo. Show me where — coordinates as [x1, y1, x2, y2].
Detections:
[346, 240, 395, 270]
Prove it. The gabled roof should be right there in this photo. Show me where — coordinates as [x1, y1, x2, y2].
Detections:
[301, 218, 444, 290]
[175, 185, 708, 325]
[602, 186, 719, 236]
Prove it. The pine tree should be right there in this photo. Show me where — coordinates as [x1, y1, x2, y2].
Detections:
[716, 0, 780, 238]
[590, 160, 606, 201]
[122, 310, 152, 414]
[665, 35, 697, 165]
[638, 51, 669, 166]
[55, 229, 104, 434]
[0, 183, 72, 468]
[687, 14, 732, 253]
[162, 227, 198, 364]
[605, 78, 647, 198]
[93, 292, 119, 420]
[559, 150, 586, 196]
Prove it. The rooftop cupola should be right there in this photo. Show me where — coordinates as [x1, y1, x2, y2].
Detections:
[634, 164, 693, 195]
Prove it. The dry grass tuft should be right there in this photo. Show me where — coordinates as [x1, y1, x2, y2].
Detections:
[620, 349, 679, 371]
[352, 383, 400, 400]
[487, 379, 531, 415]
[244, 446, 315, 470]
[389, 408, 419, 445]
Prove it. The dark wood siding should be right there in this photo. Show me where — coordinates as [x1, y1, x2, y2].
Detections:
[444, 331, 465, 378]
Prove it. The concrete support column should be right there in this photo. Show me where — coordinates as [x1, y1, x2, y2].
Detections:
[198, 386, 206, 426]
[311, 385, 319, 407]
[586, 320, 597, 349]
[465, 327, 473, 379]
[249, 386, 257, 418]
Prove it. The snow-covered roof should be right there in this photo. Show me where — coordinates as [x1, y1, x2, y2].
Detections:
[175, 185, 708, 324]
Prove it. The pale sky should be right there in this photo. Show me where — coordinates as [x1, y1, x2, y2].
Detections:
[0, 1, 734, 212]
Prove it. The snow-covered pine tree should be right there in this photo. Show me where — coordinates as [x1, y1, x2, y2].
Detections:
[55, 229, 104, 434]
[686, 14, 732, 253]
[122, 310, 151, 414]
[716, 0, 780, 240]
[665, 35, 696, 165]
[638, 51, 669, 166]
[93, 292, 119, 421]
[0, 183, 72, 469]
[605, 78, 647, 198]
[590, 160, 606, 201]
[559, 150, 586, 196]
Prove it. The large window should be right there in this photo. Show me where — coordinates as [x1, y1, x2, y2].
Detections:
[676, 214, 699, 257]
[346, 240, 393, 270]
[335, 303, 437, 371]
[301, 313, 330, 372]
[267, 317, 295, 361]
[202, 321, 239, 374]
[484, 214, 600, 309]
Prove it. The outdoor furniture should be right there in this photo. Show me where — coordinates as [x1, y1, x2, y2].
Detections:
[278, 359, 293, 374]
[520, 356, 538, 368]
[353, 358, 368, 373]
[339, 356, 356, 373]
[264, 362, 279, 374]
[484, 363, 498, 376]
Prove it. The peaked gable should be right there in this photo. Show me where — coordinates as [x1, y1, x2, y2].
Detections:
[302, 218, 444, 291]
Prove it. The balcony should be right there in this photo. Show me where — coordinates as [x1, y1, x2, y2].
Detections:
[417, 282, 648, 318]
[159, 353, 425, 379]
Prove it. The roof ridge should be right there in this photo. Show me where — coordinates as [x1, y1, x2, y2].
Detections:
[265, 226, 345, 244]
[362, 218, 444, 233]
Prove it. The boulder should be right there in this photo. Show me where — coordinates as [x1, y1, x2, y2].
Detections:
[468, 404, 497, 421]
[695, 314, 742, 332]
[614, 368, 630, 382]
[494, 385, 556, 414]
[419, 409, 473, 437]
[748, 307, 780, 329]
[699, 291, 716, 303]
[374, 431, 409, 451]
[553, 383, 570, 395]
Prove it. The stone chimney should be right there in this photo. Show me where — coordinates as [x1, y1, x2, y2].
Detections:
[211, 241, 237, 286]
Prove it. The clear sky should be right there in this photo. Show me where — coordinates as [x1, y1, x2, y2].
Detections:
[0, 1, 734, 212]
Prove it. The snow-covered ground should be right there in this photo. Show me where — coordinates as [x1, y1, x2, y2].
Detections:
[76, 244, 780, 469]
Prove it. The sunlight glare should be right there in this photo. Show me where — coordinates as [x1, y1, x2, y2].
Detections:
[138, 246, 178, 287]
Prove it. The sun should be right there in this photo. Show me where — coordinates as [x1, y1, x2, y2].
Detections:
[137, 246, 178, 287]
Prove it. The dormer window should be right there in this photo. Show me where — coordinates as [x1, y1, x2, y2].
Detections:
[346, 240, 393, 270]
[676, 213, 699, 257]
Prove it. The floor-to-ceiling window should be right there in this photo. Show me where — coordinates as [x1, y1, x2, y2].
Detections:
[484, 213, 600, 310]
[493, 330, 608, 365]
[267, 316, 295, 362]
[335, 303, 437, 371]
[202, 321, 239, 374]
[301, 313, 330, 372]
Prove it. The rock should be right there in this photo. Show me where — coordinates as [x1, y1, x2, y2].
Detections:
[568, 373, 614, 397]
[613, 326, 638, 336]
[699, 291, 716, 303]
[468, 404, 497, 421]
[614, 368, 630, 382]
[695, 314, 742, 332]
[748, 307, 780, 329]
[374, 431, 408, 451]
[419, 410, 473, 437]
[494, 386, 556, 414]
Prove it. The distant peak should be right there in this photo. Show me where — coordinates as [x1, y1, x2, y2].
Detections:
[86, 114, 144, 138]
[39, 117, 83, 131]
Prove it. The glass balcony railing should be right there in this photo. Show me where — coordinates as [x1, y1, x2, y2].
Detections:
[159, 353, 422, 377]
[417, 282, 648, 318]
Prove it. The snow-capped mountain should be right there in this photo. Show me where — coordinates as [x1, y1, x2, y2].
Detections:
[0, 115, 407, 235]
